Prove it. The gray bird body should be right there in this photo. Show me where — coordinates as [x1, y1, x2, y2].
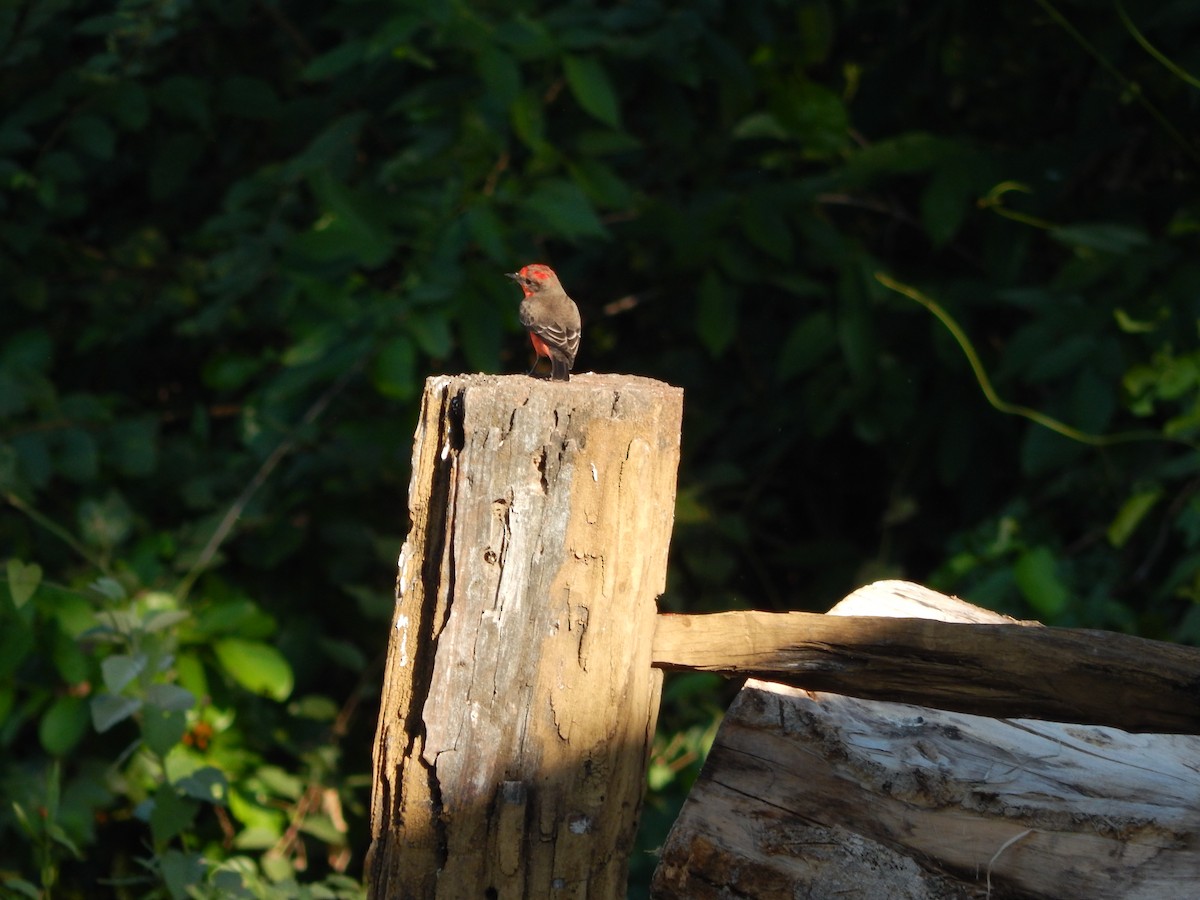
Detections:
[507, 265, 581, 382]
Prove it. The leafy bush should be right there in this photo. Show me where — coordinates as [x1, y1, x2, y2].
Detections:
[3, 0, 1199, 895]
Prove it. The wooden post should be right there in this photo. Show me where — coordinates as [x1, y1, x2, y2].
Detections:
[366, 373, 683, 899]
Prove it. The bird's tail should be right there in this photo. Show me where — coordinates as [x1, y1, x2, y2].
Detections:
[550, 355, 571, 382]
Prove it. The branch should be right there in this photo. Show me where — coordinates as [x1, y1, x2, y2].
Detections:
[651, 610, 1200, 734]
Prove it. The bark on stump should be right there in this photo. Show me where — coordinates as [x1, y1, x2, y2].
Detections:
[367, 373, 683, 899]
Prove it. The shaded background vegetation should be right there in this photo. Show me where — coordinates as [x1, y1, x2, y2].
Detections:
[3, 0, 1199, 896]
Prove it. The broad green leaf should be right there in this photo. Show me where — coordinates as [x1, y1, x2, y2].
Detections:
[57, 428, 98, 482]
[174, 767, 228, 803]
[776, 81, 848, 159]
[149, 132, 205, 201]
[218, 76, 280, 119]
[39, 696, 89, 755]
[154, 76, 210, 129]
[510, 90, 548, 152]
[921, 162, 974, 246]
[777, 312, 835, 382]
[0, 615, 34, 678]
[159, 850, 206, 900]
[732, 112, 790, 141]
[1013, 546, 1069, 619]
[3, 327, 53, 371]
[1049, 222, 1150, 255]
[299, 814, 346, 845]
[90, 692, 142, 733]
[229, 787, 286, 841]
[568, 159, 634, 210]
[843, 132, 949, 183]
[285, 112, 369, 179]
[51, 629, 89, 683]
[146, 684, 196, 713]
[301, 39, 366, 82]
[143, 609, 191, 633]
[174, 652, 209, 703]
[101, 653, 148, 693]
[7, 559, 41, 608]
[0, 877, 38, 899]
[213, 638, 294, 701]
[306, 171, 394, 267]
[1107, 488, 1163, 548]
[105, 80, 150, 130]
[478, 46, 521, 109]
[107, 417, 158, 477]
[408, 313, 454, 359]
[563, 55, 622, 128]
[522, 179, 608, 241]
[796, 0, 834, 65]
[143, 705, 187, 757]
[291, 694, 338, 720]
[740, 194, 793, 261]
[150, 785, 199, 846]
[67, 115, 116, 161]
[459, 289, 503, 373]
[695, 271, 737, 357]
[372, 336, 417, 400]
[465, 205, 509, 262]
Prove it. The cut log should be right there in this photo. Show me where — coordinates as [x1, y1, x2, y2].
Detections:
[366, 373, 683, 899]
[652, 581, 1200, 899]
[651, 582, 1200, 734]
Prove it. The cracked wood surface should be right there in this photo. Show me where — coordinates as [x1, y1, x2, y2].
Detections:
[367, 373, 682, 899]
[651, 581, 1200, 900]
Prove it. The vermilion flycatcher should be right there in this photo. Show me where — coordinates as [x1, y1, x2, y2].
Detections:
[506, 264, 581, 382]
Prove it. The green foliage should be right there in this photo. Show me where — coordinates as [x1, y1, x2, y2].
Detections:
[3, 0, 1200, 895]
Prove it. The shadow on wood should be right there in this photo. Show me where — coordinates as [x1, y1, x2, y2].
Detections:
[652, 582, 1200, 899]
[366, 374, 683, 899]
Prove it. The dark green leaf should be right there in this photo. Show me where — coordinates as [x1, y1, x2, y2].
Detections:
[150, 785, 199, 846]
[564, 55, 622, 128]
[1049, 223, 1150, 255]
[777, 312, 835, 382]
[695, 272, 737, 357]
[159, 850, 206, 900]
[67, 115, 116, 161]
[372, 336, 417, 400]
[101, 653, 147, 693]
[143, 705, 187, 756]
[39, 696, 89, 755]
[521, 180, 608, 240]
[90, 692, 142, 733]
[301, 40, 366, 82]
[174, 767, 228, 803]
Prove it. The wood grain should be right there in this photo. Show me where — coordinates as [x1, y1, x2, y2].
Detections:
[366, 373, 682, 899]
[652, 581, 1200, 734]
[652, 581, 1200, 899]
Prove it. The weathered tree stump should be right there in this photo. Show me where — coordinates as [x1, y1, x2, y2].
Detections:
[367, 373, 683, 899]
[651, 582, 1200, 899]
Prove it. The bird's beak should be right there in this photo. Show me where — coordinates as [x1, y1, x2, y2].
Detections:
[505, 272, 520, 281]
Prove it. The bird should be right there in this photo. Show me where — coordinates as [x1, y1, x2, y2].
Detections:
[506, 263, 581, 382]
